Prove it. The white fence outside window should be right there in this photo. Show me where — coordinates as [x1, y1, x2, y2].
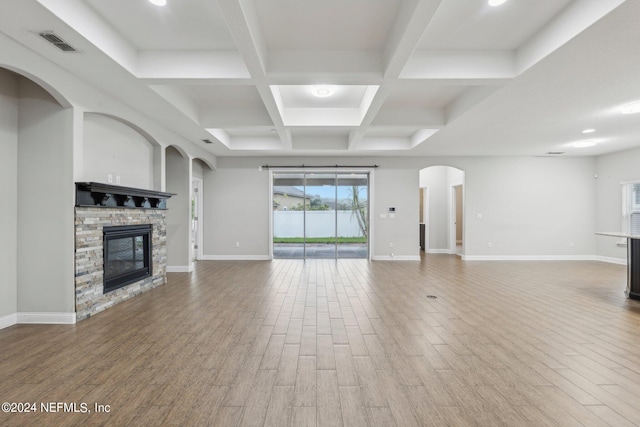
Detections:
[274, 211, 365, 238]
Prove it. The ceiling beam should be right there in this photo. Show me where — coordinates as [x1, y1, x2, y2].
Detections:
[348, 0, 444, 150]
[216, 0, 292, 150]
[36, 0, 138, 73]
[516, 0, 627, 74]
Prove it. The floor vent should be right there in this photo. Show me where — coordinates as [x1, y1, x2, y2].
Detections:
[426, 295, 438, 299]
[39, 32, 78, 52]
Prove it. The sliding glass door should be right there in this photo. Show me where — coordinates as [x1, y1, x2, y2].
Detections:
[272, 173, 305, 258]
[272, 171, 369, 259]
[337, 173, 368, 258]
[305, 173, 337, 258]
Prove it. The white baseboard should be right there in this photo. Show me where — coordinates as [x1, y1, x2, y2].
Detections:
[1, 312, 77, 329]
[461, 255, 598, 261]
[372, 255, 421, 261]
[426, 249, 451, 254]
[201, 255, 271, 261]
[0, 313, 18, 329]
[166, 265, 193, 273]
[16, 312, 76, 325]
[594, 255, 627, 265]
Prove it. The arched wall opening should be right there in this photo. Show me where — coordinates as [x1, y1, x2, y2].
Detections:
[0, 66, 76, 323]
[165, 145, 192, 271]
[191, 158, 213, 262]
[419, 165, 466, 256]
[0, 64, 72, 108]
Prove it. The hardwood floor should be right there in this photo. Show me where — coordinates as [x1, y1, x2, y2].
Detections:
[1, 255, 640, 426]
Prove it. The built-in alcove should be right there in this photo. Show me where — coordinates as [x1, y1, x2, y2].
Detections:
[82, 113, 161, 190]
[0, 66, 76, 322]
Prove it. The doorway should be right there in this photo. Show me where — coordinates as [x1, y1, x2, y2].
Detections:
[272, 171, 369, 259]
[419, 166, 465, 256]
[191, 177, 203, 262]
[452, 184, 463, 255]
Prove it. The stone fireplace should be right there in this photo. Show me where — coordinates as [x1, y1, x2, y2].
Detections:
[74, 182, 173, 321]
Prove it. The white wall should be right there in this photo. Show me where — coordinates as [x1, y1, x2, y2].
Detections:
[82, 114, 154, 189]
[0, 69, 18, 320]
[460, 156, 596, 258]
[192, 158, 205, 179]
[373, 168, 420, 259]
[17, 77, 75, 314]
[201, 156, 596, 261]
[595, 146, 640, 261]
[203, 168, 270, 258]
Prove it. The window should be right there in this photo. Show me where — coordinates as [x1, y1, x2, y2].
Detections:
[622, 182, 640, 235]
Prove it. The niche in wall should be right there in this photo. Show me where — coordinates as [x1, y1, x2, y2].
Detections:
[0, 67, 76, 321]
[82, 113, 156, 190]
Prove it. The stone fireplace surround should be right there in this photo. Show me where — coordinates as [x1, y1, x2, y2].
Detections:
[74, 183, 172, 321]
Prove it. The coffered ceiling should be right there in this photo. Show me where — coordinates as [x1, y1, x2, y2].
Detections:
[1, 0, 638, 158]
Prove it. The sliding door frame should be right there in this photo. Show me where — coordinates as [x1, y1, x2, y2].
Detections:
[269, 168, 374, 260]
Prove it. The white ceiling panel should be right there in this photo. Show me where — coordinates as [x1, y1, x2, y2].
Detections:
[181, 85, 264, 108]
[253, 0, 403, 50]
[385, 82, 468, 109]
[86, 0, 237, 50]
[418, 0, 575, 51]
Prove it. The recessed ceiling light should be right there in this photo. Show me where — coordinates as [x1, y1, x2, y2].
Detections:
[311, 85, 334, 98]
[148, 0, 167, 6]
[582, 128, 595, 134]
[488, 0, 507, 6]
[572, 140, 597, 148]
[621, 101, 640, 114]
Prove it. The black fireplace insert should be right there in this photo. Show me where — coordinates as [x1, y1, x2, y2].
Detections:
[103, 224, 152, 293]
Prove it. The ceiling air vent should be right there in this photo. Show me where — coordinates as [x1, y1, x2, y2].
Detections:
[202, 139, 213, 144]
[545, 151, 565, 155]
[39, 32, 78, 52]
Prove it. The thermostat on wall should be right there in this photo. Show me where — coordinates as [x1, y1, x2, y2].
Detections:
[388, 207, 396, 212]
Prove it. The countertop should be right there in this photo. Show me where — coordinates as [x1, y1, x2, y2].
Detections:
[596, 232, 640, 239]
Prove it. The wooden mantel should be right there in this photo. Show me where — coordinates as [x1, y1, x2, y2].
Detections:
[75, 182, 174, 210]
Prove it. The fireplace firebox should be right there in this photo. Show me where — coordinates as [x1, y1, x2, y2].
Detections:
[103, 224, 152, 293]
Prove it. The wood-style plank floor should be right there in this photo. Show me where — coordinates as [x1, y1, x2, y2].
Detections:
[2, 255, 640, 426]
